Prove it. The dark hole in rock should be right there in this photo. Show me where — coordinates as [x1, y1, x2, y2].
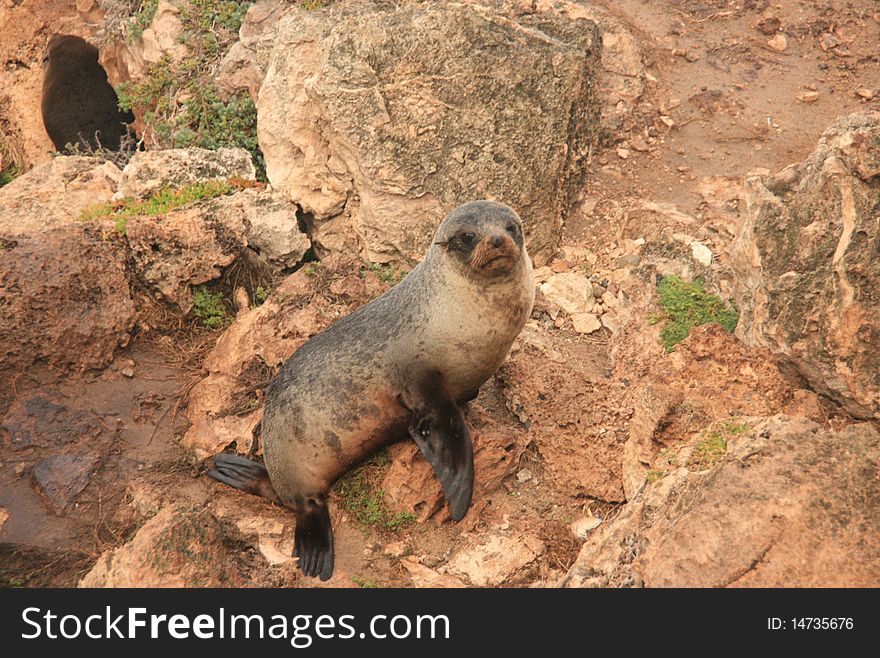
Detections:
[41, 34, 136, 153]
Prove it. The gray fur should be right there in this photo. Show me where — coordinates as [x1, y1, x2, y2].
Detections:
[262, 201, 535, 506]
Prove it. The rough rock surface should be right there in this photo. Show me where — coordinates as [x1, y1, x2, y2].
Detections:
[116, 147, 256, 199]
[125, 196, 250, 313]
[230, 189, 311, 269]
[732, 112, 880, 419]
[32, 452, 100, 514]
[216, 0, 294, 101]
[79, 505, 247, 587]
[183, 259, 388, 460]
[621, 324, 825, 501]
[499, 322, 624, 501]
[562, 417, 880, 587]
[258, 1, 601, 265]
[100, 1, 188, 87]
[445, 534, 545, 586]
[1, 391, 104, 449]
[382, 403, 528, 520]
[0, 156, 135, 387]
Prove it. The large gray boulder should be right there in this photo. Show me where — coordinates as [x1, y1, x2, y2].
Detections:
[257, 1, 601, 265]
[731, 112, 880, 419]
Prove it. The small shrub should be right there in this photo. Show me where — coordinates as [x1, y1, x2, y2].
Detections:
[127, 0, 160, 42]
[656, 275, 738, 351]
[193, 286, 230, 329]
[115, 1, 266, 179]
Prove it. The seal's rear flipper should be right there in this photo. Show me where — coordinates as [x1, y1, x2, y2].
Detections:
[294, 499, 334, 581]
[207, 453, 280, 503]
[403, 370, 474, 521]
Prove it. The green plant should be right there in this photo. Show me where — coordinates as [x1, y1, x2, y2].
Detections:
[688, 419, 750, 470]
[255, 286, 269, 304]
[0, 164, 20, 187]
[646, 468, 665, 484]
[362, 262, 404, 286]
[655, 275, 739, 351]
[193, 286, 230, 329]
[334, 451, 416, 532]
[79, 178, 249, 234]
[352, 575, 378, 589]
[0, 134, 22, 188]
[116, 1, 265, 179]
[300, 0, 326, 9]
[127, 0, 160, 42]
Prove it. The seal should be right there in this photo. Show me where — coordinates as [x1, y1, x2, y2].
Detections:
[41, 34, 135, 152]
[209, 201, 535, 580]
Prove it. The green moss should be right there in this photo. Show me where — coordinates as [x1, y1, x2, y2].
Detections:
[116, 1, 265, 179]
[148, 506, 215, 575]
[334, 451, 416, 533]
[352, 575, 378, 589]
[300, 0, 327, 9]
[688, 420, 750, 470]
[0, 165, 20, 188]
[656, 275, 739, 351]
[193, 286, 231, 329]
[0, 575, 26, 588]
[255, 286, 269, 304]
[79, 178, 250, 234]
[646, 468, 665, 484]
[361, 262, 405, 286]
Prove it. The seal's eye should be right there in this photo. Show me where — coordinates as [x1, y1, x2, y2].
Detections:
[460, 232, 475, 246]
[506, 223, 518, 236]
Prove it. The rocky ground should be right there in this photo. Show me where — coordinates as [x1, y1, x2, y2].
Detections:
[1, 0, 878, 588]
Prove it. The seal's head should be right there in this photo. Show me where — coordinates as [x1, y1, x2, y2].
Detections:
[433, 201, 526, 279]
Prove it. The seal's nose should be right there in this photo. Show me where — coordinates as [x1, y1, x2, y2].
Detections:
[491, 235, 503, 248]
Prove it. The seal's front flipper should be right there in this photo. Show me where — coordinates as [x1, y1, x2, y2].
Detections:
[403, 370, 474, 521]
[208, 453, 280, 503]
[294, 498, 334, 581]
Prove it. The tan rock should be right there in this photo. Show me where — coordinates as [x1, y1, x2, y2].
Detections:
[400, 557, 467, 588]
[0, 157, 134, 387]
[216, 0, 296, 101]
[690, 241, 713, 266]
[117, 148, 256, 200]
[562, 417, 880, 587]
[258, 2, 601, 266]
[79, 506, 247, 587]
[732, 111, 880, 419]
[767, 33, 788, 52]
[571, 312, 602, 334]
[499, 326, 624, 501]
[445, 534, 545, 586]
[539, 272, 595, 315]
[570, 514, 602, 539]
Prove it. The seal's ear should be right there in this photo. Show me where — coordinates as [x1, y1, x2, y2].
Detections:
[400, 370, 474, 521]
